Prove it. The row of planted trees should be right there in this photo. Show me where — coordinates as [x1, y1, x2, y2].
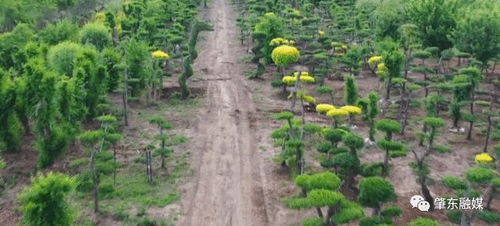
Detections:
[236, 0, 499, 225]
[0, 0, 212, 225]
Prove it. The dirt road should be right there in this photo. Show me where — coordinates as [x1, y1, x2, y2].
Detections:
[177, 0, 271, 225]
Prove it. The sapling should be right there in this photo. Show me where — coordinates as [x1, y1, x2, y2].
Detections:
[375, 119, 402, 177]
[79, 115, 120, 213]
[149, 117, 173, 170]
[459, 67, 484, 140]
[411, 117, 445, 210]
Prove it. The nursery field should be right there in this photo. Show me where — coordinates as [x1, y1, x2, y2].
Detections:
[0, 0, 499, 225]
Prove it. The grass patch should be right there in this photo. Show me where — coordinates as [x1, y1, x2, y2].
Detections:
[75, 151, 190, 223]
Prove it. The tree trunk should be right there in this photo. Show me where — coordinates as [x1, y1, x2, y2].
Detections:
[146, 151, 153, 185]
[420, 175, 434, 210]
[467, 90, 475, 140]
[486, 186, 496, 210]
[123, 69, 129, 126]
[91, 150, 99, 213]
[383, 149, 389, 177]
[385, 78, 392, 100]
[483, 96, 494, 152]
[424, 72, 429, 98]
[316, 207, 324, 218]
[113, 145, 117, 186]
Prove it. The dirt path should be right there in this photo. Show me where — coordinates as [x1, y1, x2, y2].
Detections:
[177, 0, 271, 225]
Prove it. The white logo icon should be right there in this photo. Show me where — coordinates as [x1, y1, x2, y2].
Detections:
[410, 195, 425, 208]
[417, 200, 431, 211]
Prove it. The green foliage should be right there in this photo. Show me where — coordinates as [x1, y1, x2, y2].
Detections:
[122, 39, 152, 97]
[301, 217, 324, 226]
[294, 171, 341, 191]
[359, 216, 391, 226]
[409, 217, 440, 226]
[333, 152, 360, 173]
[361, 163, 384, 177]
[18, 172, 75, 226]
[453, 6, 500, 66]
[101, 47, 122, 91]
[0, 23, 34, 69]
[323, 128, 344, 144]
[47, 42, 84, 76]
[477, 211, 500, 224]
[447, 209, 461, 224]
[80, 23, 112, 51]
[341, 46, 365, 75]
[376, 119, 401, 139]
[343, 132, 364, 151]
[0, 157, 6, 170]
[39, 19, 79, 45]
[373, 0, 407, 40]
[423, 117, 445, 128]
[254, 13, 284, 63]
[381, 44, 405, 79]
[273, 111, 295, 120]
[465, 167, 494, 184]
[0, 75, 23, 152]
[407, 0, 458, 51]
[343, 75, 358, 105]
[333, 200, 364, 224]
[36, 124, 73, 168]
[442, 176, 467, 190]
[380, 205, 402, 217]
[358, 177, 396, 208]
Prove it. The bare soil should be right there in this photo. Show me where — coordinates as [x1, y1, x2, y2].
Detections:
[176, 0, 307, 225]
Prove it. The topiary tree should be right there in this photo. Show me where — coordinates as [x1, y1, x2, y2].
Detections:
[149, 117, 186, 172]
[423, 117, 445, 150]
[288, 171, 364, 226]
[271, 45, 300, 75]
[79, 115, 120, 213]
[18, 172, 76, 226]
[459, 67, 484, 140]
[179, 20, 213, 98]
[358, 176, 397, 215]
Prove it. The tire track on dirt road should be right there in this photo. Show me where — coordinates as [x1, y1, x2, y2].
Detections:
[177, 0, 270, 225]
